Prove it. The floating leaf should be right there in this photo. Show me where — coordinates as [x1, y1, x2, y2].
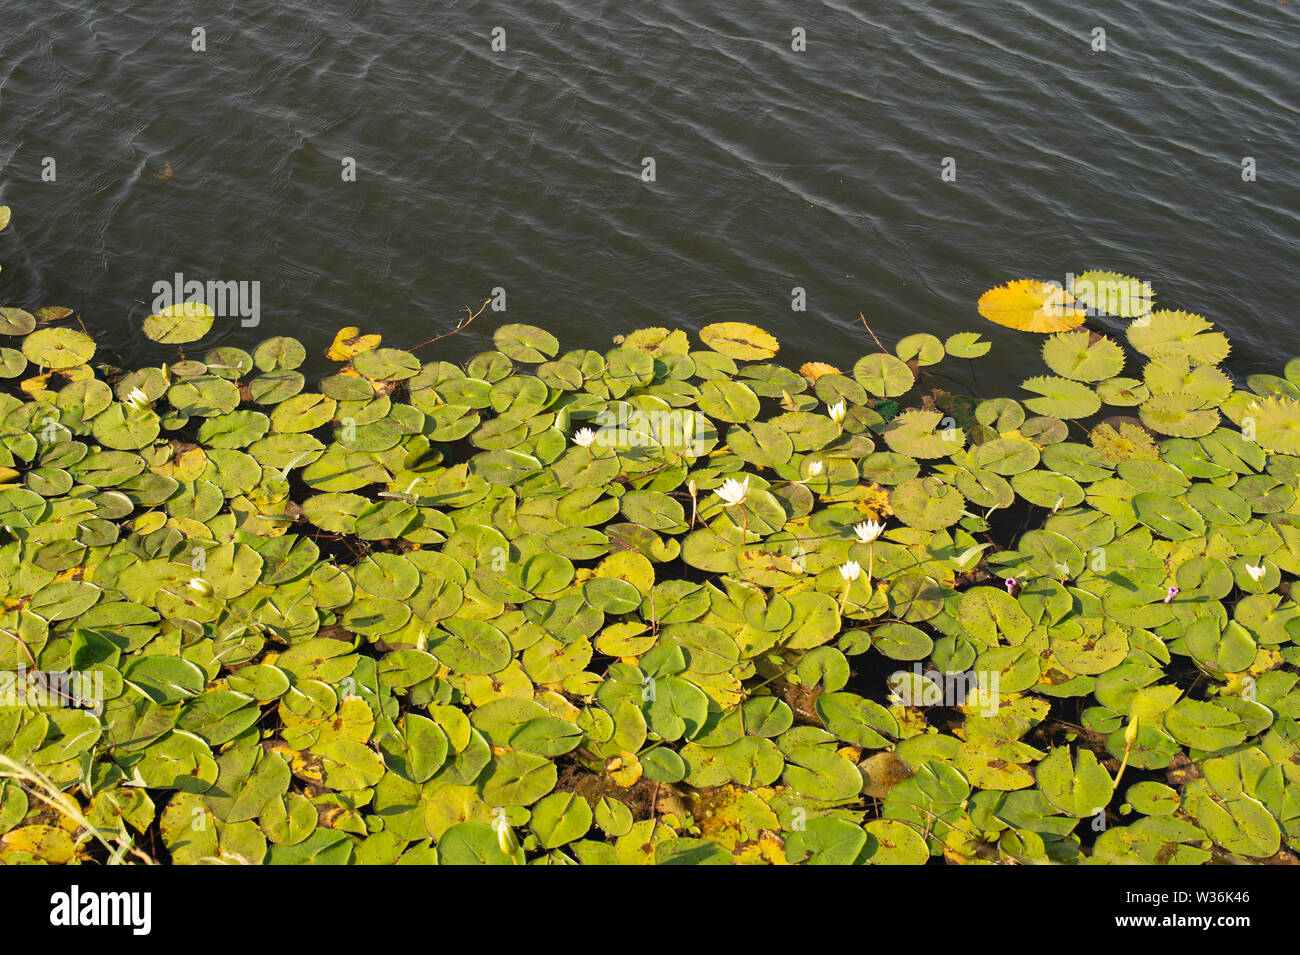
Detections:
[853, 353, 914, 397]
[495, 324, 559, 363]
[143, 301, 215, 344]
[1068, 271, 1154, 318]
[1127, 310, 1230, 366]
[1139, 392, 1220, 438]
[800, 361, 841, 381]
[1090, 420, 1159, 463]
[978, 279, 1086, 332]
[1041, 331, 1124, 382]
[22, 327, 96, 369]
[1036, 746, 1113, 817]
[0, 308, 36, 336]
[700, 322, 779, 361]
[945, 332, 991, 358]
[325, 326, 381, 361]
[1241, 397, 1300, 455]
[1020, 376, 1100, 419]
[881, 409, 965, 458]
[353, 347, 421, 381]
[896, 333, 945, 366]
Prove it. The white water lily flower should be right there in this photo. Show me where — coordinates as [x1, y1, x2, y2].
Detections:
[1245, 563, 1266, 582]
[839, 560, 861, 582]
[573, 427, 596, 448]
[828, 400, 847, 425]
[124, 387, 151, 411]
[854, 519, 885, 544]
[716, 476, 749, 506]
[188, 578, 213, 597]
[807, 459, 824, 477]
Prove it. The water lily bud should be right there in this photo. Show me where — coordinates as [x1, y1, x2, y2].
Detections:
[188, 578, 213, 597]
[496, 821, 520, 856]
[1124, 716, 1140, 747]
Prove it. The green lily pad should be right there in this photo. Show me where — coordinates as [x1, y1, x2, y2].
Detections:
[1041, 331, 1124, 382]
[0, 308, 36, 336]
[1068, 271, 1154, 318]
[1036, 745, 1112, 817]
[945, 332, 991, 359]
[354, 347, 421, 381]
[1127, 310, 1229, 366]
[853, 353, 914, 397]
[22, 327, 96, 369]
[1020, 376, 1100, 419]
[143, 302, 215, 344]
[495, 324, 560, 363]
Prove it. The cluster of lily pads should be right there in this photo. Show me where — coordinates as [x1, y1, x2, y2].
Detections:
[1, 206, 1298, 865]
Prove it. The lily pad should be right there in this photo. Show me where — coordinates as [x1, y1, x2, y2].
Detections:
[22, 327, 96, 369]
[143, 302, 215, 344]
[699, 322, 779, 361]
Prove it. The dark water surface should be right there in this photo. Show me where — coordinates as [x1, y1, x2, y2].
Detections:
[1, 0, 1298, 393]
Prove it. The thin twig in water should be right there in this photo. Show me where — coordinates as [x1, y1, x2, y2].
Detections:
[409, 298, 492, 352]
[858, 312, 889, 353]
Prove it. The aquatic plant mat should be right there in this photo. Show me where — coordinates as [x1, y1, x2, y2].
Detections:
[1, 237, 1298, 864]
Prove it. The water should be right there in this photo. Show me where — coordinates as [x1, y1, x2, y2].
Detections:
[1, 0, 1298, 395]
